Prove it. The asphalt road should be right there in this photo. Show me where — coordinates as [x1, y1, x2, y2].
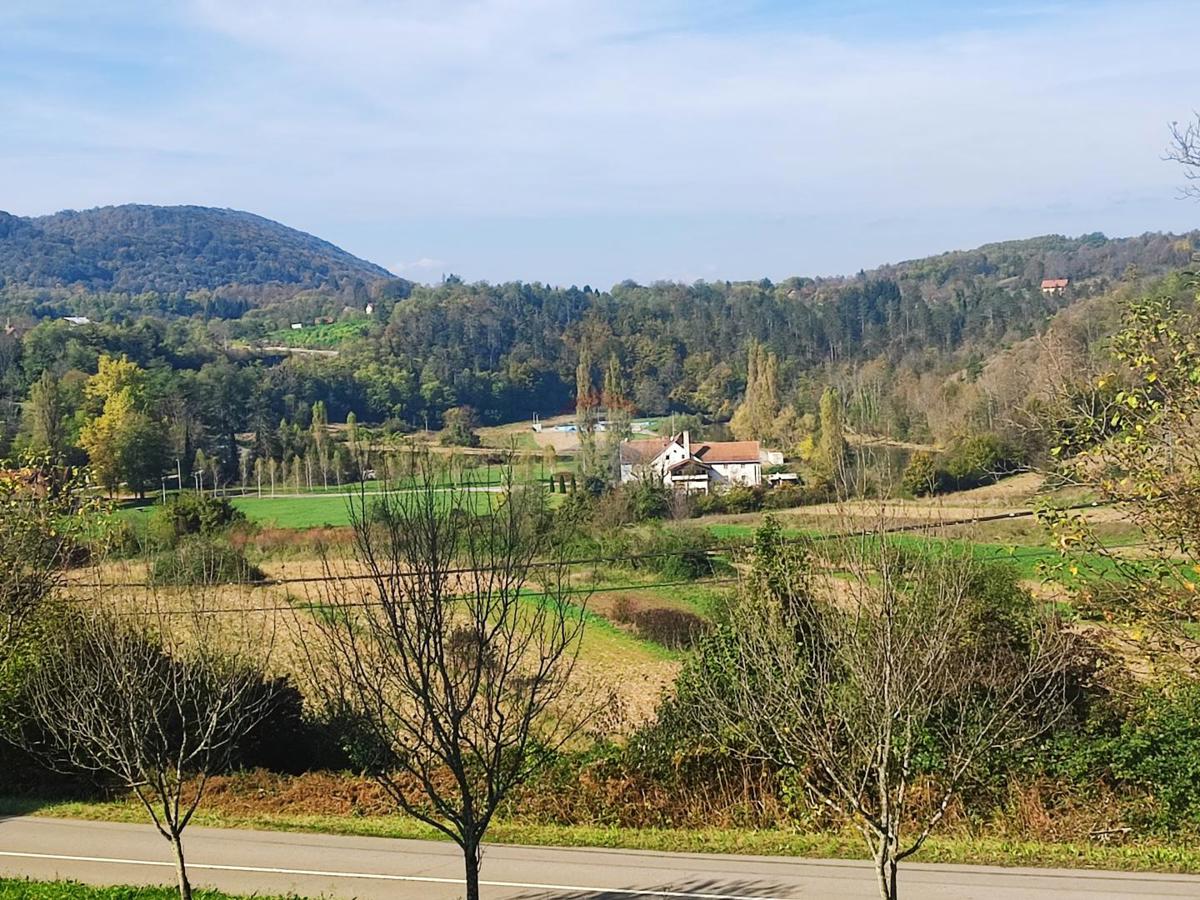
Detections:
[1, 817, 1199, 899]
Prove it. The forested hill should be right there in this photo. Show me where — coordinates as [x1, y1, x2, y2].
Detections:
[1, 223, 1197, 466]
[0, 205, 392, 295]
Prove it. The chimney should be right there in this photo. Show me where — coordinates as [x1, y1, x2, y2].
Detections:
[682, 430, 691, 455]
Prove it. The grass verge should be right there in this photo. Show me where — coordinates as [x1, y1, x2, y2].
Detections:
[4, 797, 1200, 875]
[0, 879, 293, 899]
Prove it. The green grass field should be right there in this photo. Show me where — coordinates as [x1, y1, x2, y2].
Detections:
[262, 320, 370, 348]
[228, 489, 516, 529]
[703, 522, 1124, 583]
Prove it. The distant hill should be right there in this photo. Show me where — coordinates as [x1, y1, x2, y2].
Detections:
[0, 204, 392, 295]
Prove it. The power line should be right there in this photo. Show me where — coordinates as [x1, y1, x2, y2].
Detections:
[88, 547, 739, 590]
[69, 576, 741, 617]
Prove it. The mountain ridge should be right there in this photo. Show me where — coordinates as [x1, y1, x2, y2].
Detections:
[0, 204, 392, 296]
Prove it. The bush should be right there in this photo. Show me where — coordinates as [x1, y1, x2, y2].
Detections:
[589, 482, 671, 529]
[902, 451, 941, 497]
[149, 537, 265, 586]
[941, 433, 1023, 491]
[762, 483, 805, 509]
[691, 492, 726, 516]
[1050, 682, 1200, 831]
[439, 405, 481, 447]
[720, 485, 763, 514]
[634, 607, 709, 649]
[610, 597, 710, 649]
[236, 675, 352, 772]
[598, 525, 718, 580]
[151, 491, 245, 543]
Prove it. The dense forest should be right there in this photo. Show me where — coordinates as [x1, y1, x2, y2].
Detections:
[1, 205, 1196, 486]
[0, 204, 392, 296]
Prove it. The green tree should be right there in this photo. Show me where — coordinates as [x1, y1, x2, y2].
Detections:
[80, 388, 166, 499]
[440, 405, 481, 447]
[901, 450, 940, 497]
[78, 356, 166, 498]
[601, 353, 631, 478]
[1047, 292, 1200, 672]
[575, 344, 603, 480]
[24, 369, 70, 462]
[311, 400, 330, 488]
[815, 386, 848, 482]
[0, 462, 89, 717]
[730, 341, 781, 442]
[83, 354, 146, 414]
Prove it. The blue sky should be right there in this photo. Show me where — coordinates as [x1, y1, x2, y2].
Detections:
[2, 0, 1198, 286]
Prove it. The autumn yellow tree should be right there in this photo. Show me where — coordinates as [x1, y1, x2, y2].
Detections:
[79, 356, 167, 498]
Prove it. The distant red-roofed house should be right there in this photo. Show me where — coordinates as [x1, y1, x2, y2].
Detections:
[619, 431, 776, 492]
[1040, 278, 1070, 295]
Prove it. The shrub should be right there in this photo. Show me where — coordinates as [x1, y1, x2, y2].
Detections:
[1051, 682, 1200, 831]
[590, 482, 670, 529]
[236, 675, 352, 773]
[628, 607, 710, 650]
[152, 491, 245, 541]
[628, 481, 670, 520]
[149, 537, 265, 586]
[941, 433, 1023, 491]
[691, 492, 726, 516]
[439, 405, 482, 447]
[762, 483, 805, 510]
[720, 485, 763, 514]
[609, 598, 710, 650]
[902, 451, 941, 497]
[598, 525, 718, 580]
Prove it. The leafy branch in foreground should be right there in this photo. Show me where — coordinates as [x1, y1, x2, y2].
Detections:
[1045, 291, 1200, 673]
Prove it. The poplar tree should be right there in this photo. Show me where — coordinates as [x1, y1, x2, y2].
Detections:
[816, 386, 848, 482]
[731, 341, 781, 442]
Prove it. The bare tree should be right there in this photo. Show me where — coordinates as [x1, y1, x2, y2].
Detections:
[688, 519, 1069, 900]
[1167, 114, 1200, 198]
[20, 588, 276, 900]
[299, 452, 589, 900]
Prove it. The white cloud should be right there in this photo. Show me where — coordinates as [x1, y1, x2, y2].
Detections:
[170, 0, 1200, 217]
[2, 0, 1199, 282]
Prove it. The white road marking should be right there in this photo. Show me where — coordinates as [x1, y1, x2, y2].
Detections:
[0, 849, 795, 900]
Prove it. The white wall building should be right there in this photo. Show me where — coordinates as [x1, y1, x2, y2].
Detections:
[619, 431, 773, 492]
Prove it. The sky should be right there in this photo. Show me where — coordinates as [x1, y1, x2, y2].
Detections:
[1, 0, 1199, 287]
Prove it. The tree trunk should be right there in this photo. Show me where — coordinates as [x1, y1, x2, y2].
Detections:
[170, 833, 193, 900]
[875, 846, 898, 900]
[463, 840, 481, 900]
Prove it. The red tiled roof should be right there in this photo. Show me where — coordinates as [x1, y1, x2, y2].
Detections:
[619, 437, 671, 465]
[693, 440, 761, 464]
[1040, 278, 1069, 289]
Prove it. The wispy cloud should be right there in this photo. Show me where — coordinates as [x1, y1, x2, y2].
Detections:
[392, 257, 447, 276]
[1, 1, 1198, 284]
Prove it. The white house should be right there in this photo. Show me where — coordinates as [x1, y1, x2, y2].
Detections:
[619, 431, 773, 492]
